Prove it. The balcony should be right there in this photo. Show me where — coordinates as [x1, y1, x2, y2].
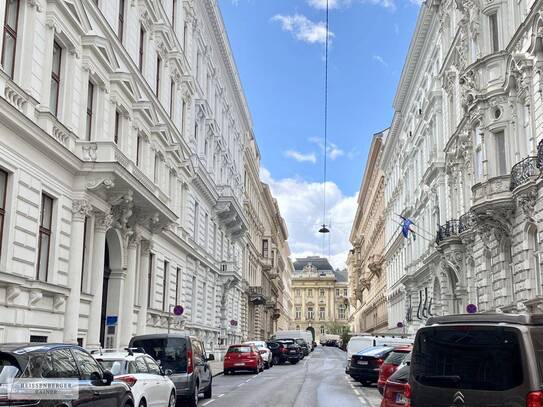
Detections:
[219, 261, 242, 283]
[216, 185, 248, 240]
[510, 156, 539, 191]
[249, 286, 267, 305]
[436, 219, 460, 243]
[261, 257, 273, 271]
[472, 174, 512, 209]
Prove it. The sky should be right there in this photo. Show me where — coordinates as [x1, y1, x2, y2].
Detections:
[218, 0, 421, 269]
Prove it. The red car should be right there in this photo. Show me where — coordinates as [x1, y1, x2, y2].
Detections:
[381, 355, 411, 407]
[224, 344, 264, 374]
[378, 346, 412, 394]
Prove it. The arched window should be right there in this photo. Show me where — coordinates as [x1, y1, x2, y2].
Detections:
[528, 225, 541, 295]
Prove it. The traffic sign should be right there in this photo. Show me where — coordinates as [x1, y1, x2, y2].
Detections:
[173, 305, 184, 316]
[466, 304, 477, 314]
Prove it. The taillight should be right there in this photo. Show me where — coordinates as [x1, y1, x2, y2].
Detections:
[527, 392, 543, 407]
[404, 383, 412, 407]
[117, 375, 137, 387]
[187, 349, 193, 374]
[281, 347, 288, 353]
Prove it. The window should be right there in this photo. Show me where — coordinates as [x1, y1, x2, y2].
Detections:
[172, 0, 177, 29]
[338, 305, 346, 320]
[183, 23, 188, 50]
[320, 326, 325, 335]
[489, 13, 499, 52]
[163, 260, 169, 311]
[117, 0, 125, 42]
[474, 126, 484, 179]
[147, 253, 154, 307]
[144, 355, 161, 375]
[72, 349, 102, 380]
[307, 307, 314, 320]
[50, 42, 62, 116]
[46, 349, 78, 378]
[307, 289, 313, 298]
[170, 79, 175, 117]
[176, 267, 182, 304]
[529, 227, 541, 295]
[262, 239, 269, 258]
[114, 111, 121, 144]
[343, 288, 348, 297]
[181, 99, 186, 132]
[295, 306, 301, 320]
[336, 288, 340, 297]
[212, 222, 217, 256]
[37, 194, 53, 281]
[86, 82, 94, 140]
[295, 288, 301, 297]
[1, 0, 19, 78]
[138, 27, 145, 72]
[154, 154, 160, 184]
[156, 55, 161, 96]
[194, 122, 198, 142]
[204, 213, 209, 249]
[0, 170, 7, 260]
[494, 130, 506, 175]
[319, 306, 325, 320]
[80, 217, 89, 292]
[193, 201, 199, 240]
[319, 288, 325, 297]
[29, 335, 47, 343]
[136, 135, 142, 166]
[191, 276, 197, 321]
[202, 282, 207, 321]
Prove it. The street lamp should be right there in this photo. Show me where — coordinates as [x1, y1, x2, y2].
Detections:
[318, 224, 330, 233]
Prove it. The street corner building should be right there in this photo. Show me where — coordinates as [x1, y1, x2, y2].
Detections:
[377, 0, 543, 334]
[291, 256, 349, 341]
[347, 130, 387, 334]
[0, 0, 292, 352]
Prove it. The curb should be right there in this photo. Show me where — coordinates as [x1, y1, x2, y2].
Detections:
[212, 371, 223, 377]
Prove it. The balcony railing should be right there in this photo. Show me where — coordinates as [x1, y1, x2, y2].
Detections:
[458, 211, 476, 233]
[537, 139, 543, 169]
[436, 219, 460, 243]
[510, 156, 539, 191]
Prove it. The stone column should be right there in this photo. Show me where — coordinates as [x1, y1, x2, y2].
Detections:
[119, 234, 140, 347]
[64, 199, 92, 344]
[136, 240, 151, 334]
[86, 213, 113, 349]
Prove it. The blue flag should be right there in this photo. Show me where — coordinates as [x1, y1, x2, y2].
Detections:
[401, 218, 416, 240]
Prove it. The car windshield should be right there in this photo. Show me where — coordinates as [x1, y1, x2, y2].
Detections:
[228, 346, 252, 353]
[97, 359, 125, 375]
[131, 338, 187, 374]
[413, 326, 523, 391]
[278, 340, 294, 345]
[384, 350, 409, 366]
[295, 339, 305, 345]
[358, 347, 393, 357]
[0, 355, 21, 384]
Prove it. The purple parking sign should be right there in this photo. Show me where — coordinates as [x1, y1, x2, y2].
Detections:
[173, 305, 184, 316]
[466, 304, 477, 314]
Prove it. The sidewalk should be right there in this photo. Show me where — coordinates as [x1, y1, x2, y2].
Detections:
[209, 359, 224, 377]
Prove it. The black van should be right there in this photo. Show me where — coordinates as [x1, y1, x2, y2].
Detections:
[410, 313, 543, 407]
[129, 334, 214, 407]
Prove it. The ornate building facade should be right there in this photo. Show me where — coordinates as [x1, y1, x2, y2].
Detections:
[348, 131, 387, 334]
[0, 0, 285, 353]
[383, 0, 543, 333]
[291, 257, 348, 341]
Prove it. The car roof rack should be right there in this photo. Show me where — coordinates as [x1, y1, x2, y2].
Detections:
[124, 347, 146, 356]
[426, 312, 543, 326]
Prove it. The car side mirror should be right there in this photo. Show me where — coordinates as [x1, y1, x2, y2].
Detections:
[164, 369, 173, 376]
[102, 370, 114, 386]
[207, 354, 215, 361]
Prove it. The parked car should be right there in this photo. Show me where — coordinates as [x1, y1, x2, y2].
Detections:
[381, 355, 411, 407]
[0, 343, 133, 407]
[275, 339, 302, 364]
[223, 344, 264, 374]
[295, 339, 310, 356]
[410, 313, 543, 407]
[347, 345, 394, 385]
[266, 341, 289, 365]
[347, 335, 413, 362]
[129, 334, 214, 407]
[243, 341, 273, 369]
[377, 346, 412, 395]
[94, 348, 176, 407]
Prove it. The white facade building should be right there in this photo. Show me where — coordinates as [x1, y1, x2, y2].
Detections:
[383, 0, 543, 333]
[0, 0, 281, 353]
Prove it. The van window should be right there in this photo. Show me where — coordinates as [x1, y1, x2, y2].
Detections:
[413, 326, 523, 391]
[227, 346, 252, 353]
[384, 350, 409, 366]
[529, 327, 543, 384]
[0, 354, 21, 384]
[132, 337, 187, 374]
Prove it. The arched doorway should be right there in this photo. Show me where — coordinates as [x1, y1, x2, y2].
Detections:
[99, 229, 123, 348]
[306, 326, 315, 343]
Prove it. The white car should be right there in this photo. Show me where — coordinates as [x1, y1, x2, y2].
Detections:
[94, 350, 176, 407]
[243, 341, 273, 369]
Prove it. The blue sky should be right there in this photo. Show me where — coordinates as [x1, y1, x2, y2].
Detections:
[218, 0, 420, 267]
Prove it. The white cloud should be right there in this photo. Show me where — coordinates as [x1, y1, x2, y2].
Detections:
[309, 137, 345, 160]
[260, 168, 357, 269]
[306, 0, 351, 9]
[364, 0, 397, 9]
[285, 150, 317, 163]
[373, 55, 389, 67]
[271, 14, 334, 45]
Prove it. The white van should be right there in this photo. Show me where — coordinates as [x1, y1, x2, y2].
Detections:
[346, 335, 413, 360]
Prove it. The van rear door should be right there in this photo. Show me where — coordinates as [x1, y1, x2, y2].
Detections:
[411, 325, 530, 407]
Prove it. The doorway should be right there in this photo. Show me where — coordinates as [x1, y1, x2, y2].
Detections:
[99, 242, 111, 347]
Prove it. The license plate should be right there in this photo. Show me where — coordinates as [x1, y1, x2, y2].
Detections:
[395, 393, 408, 404]
[289, 350, 296, 354]
[357, 360, 368, 365]
[235, 363, 245, 366]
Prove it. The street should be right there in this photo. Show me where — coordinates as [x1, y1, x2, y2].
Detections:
[201, 346, 382, 407]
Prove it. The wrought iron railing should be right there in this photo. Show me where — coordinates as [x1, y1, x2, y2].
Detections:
[510, 156, 539, 191]
[436, 219, 460, 243]
[537, 139, 543, 169]
[458, 211, 476, 233]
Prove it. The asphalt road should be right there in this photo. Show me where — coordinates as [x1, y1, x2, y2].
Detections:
[199, 346, 383, 407]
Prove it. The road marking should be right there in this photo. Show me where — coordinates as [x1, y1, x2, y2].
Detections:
[202, 400, 215, 406]
[245, 379, 251, 382]
[237, 383, 244, 387]
[354, 389, 361, 396]
[217, 394, 224, 398]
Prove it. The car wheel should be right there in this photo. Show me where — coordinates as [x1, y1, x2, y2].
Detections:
[254, 368, 259, 374]
[168, 392, 176, 407]
[186, 383, 199, 407]
[291, 360, 298, 365]
[264, 361, 269, 369]
[272, 356, 279, 365]
[137, 399, 146, 407]
[203, 379, 212, 399]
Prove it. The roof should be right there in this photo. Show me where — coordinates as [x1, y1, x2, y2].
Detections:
[293, 256, 334, 272]
[426, 313, 543, 326]
[334, 269, 348, 282]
